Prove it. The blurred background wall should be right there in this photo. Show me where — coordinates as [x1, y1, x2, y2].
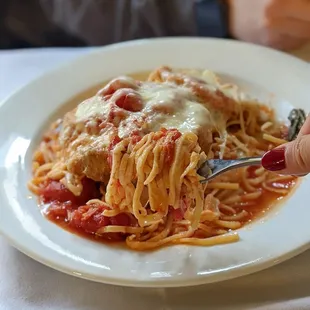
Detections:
[0, 0, 85, 49]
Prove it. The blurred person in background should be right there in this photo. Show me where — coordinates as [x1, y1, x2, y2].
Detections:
[1, 0, 310, 50]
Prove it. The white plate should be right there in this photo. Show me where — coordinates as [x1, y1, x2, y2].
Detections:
[0, 38, 310, 287]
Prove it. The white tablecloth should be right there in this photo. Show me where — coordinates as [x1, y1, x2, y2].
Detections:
[1, 45, 310, 310]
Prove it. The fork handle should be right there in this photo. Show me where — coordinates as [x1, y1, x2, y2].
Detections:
[225, 157, 262, 168]
[199, 157, 262, 183]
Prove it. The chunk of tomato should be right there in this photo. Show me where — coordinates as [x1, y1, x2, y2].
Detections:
[163, 129, 182, 165]
[47, 202, 71, 220]
[110, 212, 131, 226]
[69, 205, 134, 241]
[113, 89, 143, 112]
[78, 178, 100, 205]
[70, 205, 110, 234]
[41, 181, 76, 203]
[40, 178, 99, 206]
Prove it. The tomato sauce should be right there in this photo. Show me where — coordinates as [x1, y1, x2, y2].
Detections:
[230, 167, 296, 225]
[40, 178, 136, 243]
[40, 169, 296, 244]
[33, 71, 298, 246]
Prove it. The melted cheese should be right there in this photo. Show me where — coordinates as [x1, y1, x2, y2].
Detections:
[184, 69, 247, 101]
[74, 70, 233, 139]
[139, 83, 214, 133]
[76, 95, 110, 122]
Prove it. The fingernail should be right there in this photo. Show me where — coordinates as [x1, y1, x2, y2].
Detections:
[262, 148, 286, 171]
[294, 173, 308, 177]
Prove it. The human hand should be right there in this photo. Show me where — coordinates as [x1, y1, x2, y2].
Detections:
[227, 0, 310, 50]
[262, 115, 310, 175]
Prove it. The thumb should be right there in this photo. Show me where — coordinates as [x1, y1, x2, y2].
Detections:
[262, 135, 310, 175]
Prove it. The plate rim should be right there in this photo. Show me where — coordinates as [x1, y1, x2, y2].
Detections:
[2, 227, 310, 287]
[1, 37, 310, 287]
[1, 37, 308, 108]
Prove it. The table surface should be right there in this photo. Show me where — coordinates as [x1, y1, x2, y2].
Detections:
[0, 44, 310, 310]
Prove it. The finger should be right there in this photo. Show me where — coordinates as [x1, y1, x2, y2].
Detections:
[265, 33, 306, 50]
[292, 173, 308, 177]
[270, 17, 310, 39]
[266, 0, 310, 20]
[298, 114, 310, 137]
[262, 135, 310, 175]
[285, 0, 310, 22]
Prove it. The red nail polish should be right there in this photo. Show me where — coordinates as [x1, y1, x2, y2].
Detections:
[262, 148, 286, 171]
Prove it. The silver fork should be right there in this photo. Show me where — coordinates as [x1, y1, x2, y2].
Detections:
[197, 108, 306, 183]
[198, 157, 262, 183]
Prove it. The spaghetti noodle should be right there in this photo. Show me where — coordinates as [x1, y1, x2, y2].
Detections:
[28, 67, 296, 250]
